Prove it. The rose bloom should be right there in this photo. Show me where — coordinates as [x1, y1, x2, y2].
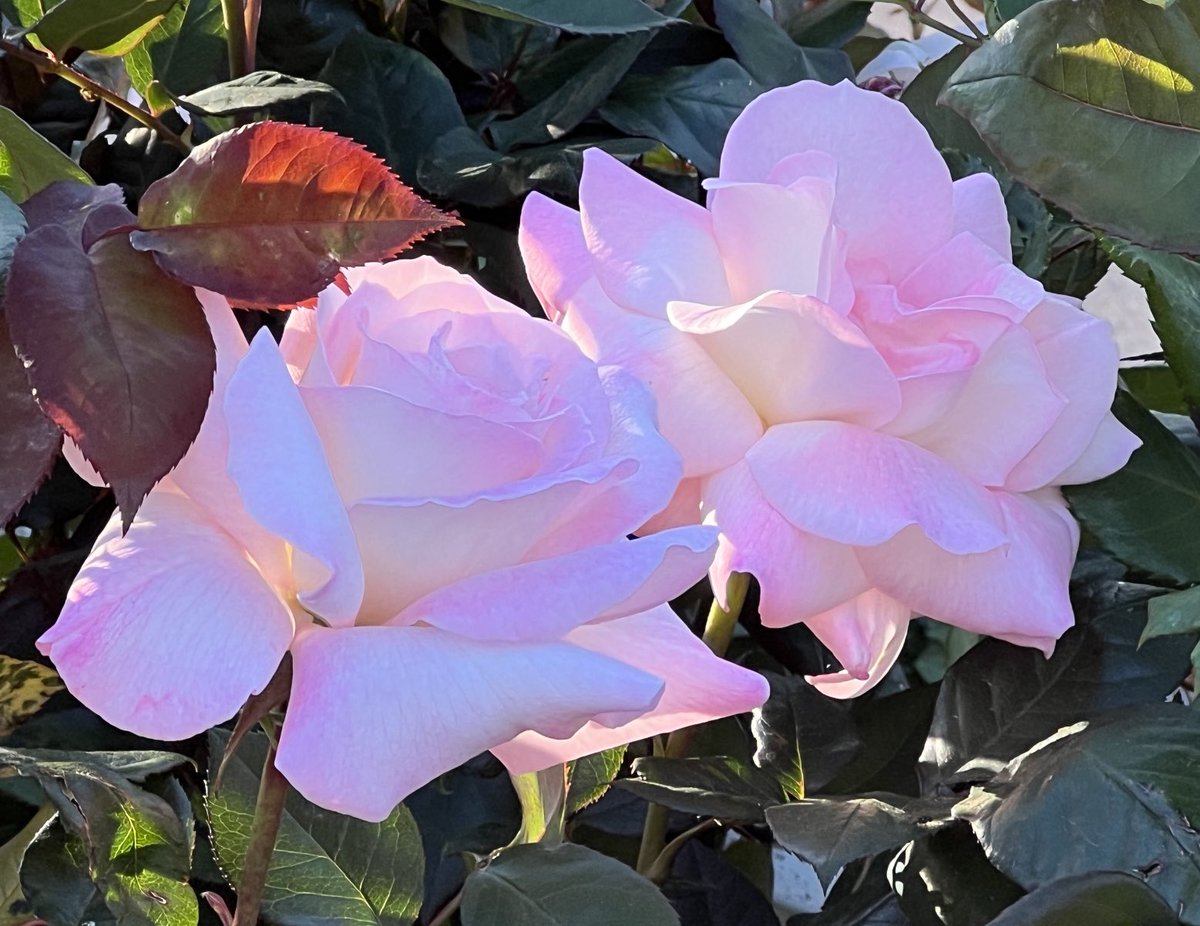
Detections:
[40, 257, 769, 821]
[520, 80, 1139, 697]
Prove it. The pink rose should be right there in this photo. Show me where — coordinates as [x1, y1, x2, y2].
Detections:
[40, 257, 769, 821]
[519, 80, 1139, 697]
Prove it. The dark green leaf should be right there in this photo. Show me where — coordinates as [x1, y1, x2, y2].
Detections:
[598, 59, 762, 175]
[29, 0, 180, 57]
[1145, 585, 1200, 641]
[899, 46, 997, 167]
[0, 801, 56, 917]
[985, 871, 1176, 926]
[941, 0, 1200, 254]
[314, 31, 467, 186]
[663, 841, 779, 926]
[822, 686, 939, 797]
[207, 730, 423, 926]
[21, 822, 114, 926]
[0, 747, 196, 926]
[888, 824, 1024, 926]
[439, 6, 557, 76]
[0, 107, 91, 204]
[956, 705, 1200, 924]
[1122, 365, 1188, 416]
[751, 671, 861, 798]
[124, 0, 227, 116]
[460, 842, 679, 926]
[179, 72, 341, 118]
[418, 130, 657, 206]
[920, 582, 1194, 788]
[789, 857, 905, 925]
[766, 795, 955, 887]
[568, 746, 625, 815]
[488, 34, 651, 152]
[713, 0, 852, 87]
[1066, 391, 1200, 583]
[617, 755, 784, 822]
[439, 0, 675, 34]
[1104, 239, 1200, 407]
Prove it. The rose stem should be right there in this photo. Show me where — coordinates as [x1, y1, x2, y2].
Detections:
[232, 738, 289, 926]
[635, 572, 751, 879]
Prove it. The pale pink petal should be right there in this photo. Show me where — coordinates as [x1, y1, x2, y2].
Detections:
[857, 490, 1078, 648]
[344, 256, 523, 317]
[1005, 298, 1126, 491]
[1052, 412, 1140, 486]
[952, 172, 1011, 260]
[640, 476, 703, 533]
[38, 491, 293, 740]
[804, 591, 911, 699]
[224, 331, 364, 625]
[706, 180, 842, 306]
[903, 324, 1066, 486]
[718, 80, 954, 280]
[519, 192, 592, 319]
[279, 305, 319, 377]
[524, 366, 683, 554]
[277, 624, 665, 820]
[302, 385, 543, 503]
[559, 277, 762, 476]
[491, 604, 770, 772]
[579, 149, 731, 315]
[395, 526, 717, 640]
[668, 294, 900, 429]
[899, 233, 1042, 317]
[704, 460, 869, 625]
[746, 422, 1007, 553]
[349, 457, 626, 623]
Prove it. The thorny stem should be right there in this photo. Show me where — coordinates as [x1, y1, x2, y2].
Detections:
[427, 888, 463, 926]
[635, 573, 751, 879]
[0, 38, 191, 152]
[231, 738, 288, 926]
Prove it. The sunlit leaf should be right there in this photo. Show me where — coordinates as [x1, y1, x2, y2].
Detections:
[131, 122, 459, 304]
[0, 107, 91, 205]
[125, 0, 227, 116]
[29, 0, 180, 57]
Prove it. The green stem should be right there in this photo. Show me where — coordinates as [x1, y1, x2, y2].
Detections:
[232, 740, 288, 926]
[635, 573, 751, 879]
[0, 38, 190, 152]
[220, 0, 251, 79]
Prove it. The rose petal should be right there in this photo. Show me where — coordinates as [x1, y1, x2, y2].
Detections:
[491, 604, 770, 772]
[704, 459, 869, 625]
[579, 149, 731, 315]
[899, 233, 1042, 317]
[344, 256, 523, 318]
[1005, 298, 1127, 490]
[668, 294, 900, 429]
[557, 277, 762, 476]
[396, 526, 717, 640]
[952, 172, 1012, 260]
[718, 80, 954, 280]
[37, 491, 293, 740]
[519, 192, 592, 319]
[857, 489, 1078, 648]
[277, 624, 665, 820]
[1052, 411, 1140, 486]
[224, 331, 364, 625]
[640, 476, 703, 533]
[804, 591, 911, 699]
[746, 421, 1007, 553]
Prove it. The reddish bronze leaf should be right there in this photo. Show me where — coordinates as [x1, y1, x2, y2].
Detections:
[130, 122, 460, 304]
[0, 318, 61, 525]
[5, 226, 215, 529]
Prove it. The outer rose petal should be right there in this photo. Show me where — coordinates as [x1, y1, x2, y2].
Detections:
[519, 192, 592, 319]
[952, 172, 1012, 260]
[899, 233, 1042, 317]
[557, 277, 762, 476]
[224, 331, 364, 625]
[804, 591, 911, 699]
[37, 491, 293, 740]
[668, 294, 900, 429]
[1005, 298, 1126, 491]
[704, 460, 869, 625]
[395, 526, 717, 640]
[746, 422, 1007, 553]
[277, 624, 666, 820]
[718, 80, 954, 280]
[1053, 412, 1140, 486]
[490, 605, 770, 772]
[579, 149, 731, 315]
[856, 489, 1079, 648]
[640, 476, 703, 533]
[344, 256, 523, 318]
